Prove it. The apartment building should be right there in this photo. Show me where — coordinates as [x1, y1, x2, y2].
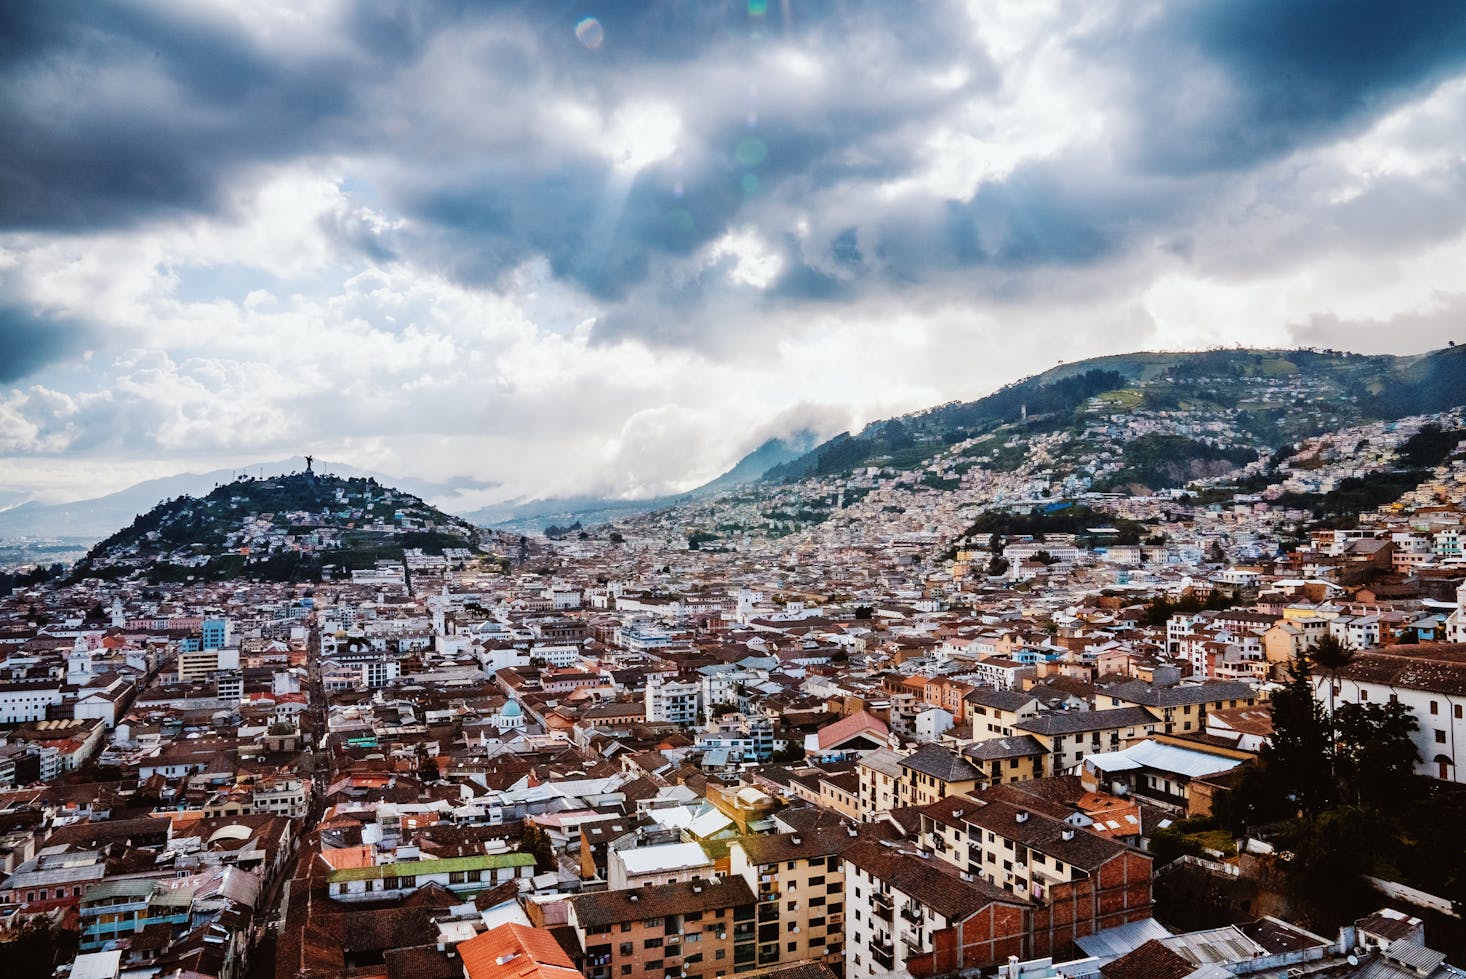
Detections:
[646, 676, 701, 726]
[918, 796, 1153, 958]
[856, 748, 906, 817]
[569, 877, 758, 979]
[1012, 707, 1158, 776]
[728, 826, 872, 972]
[842, 838, 1027, 979]
[898, 744, 983, 807]
[1096, 679, 1258, 735]
[963, 688, 1041, 739]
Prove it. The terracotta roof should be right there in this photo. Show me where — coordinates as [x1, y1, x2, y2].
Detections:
[1102, 939, 1196, 979]
[816, 710, 889, 750]
[1336, 643, 1466, 696]
[460, 922, 582, 979]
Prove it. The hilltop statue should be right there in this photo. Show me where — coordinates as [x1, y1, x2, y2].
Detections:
[305, 454, 314, 473]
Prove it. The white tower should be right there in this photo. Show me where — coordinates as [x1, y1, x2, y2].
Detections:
[109, 598, 125, 629]
[1448, 580, 1466, 644]
[67, 636, 93, 685]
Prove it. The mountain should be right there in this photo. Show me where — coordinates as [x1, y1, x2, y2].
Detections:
[71, 470, 482, 584]
[0, 457, 496, 543]
[764, 345, 1466, 488]
[462, 431, 820, 531]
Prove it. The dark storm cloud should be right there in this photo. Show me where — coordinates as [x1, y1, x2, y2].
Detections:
[0, 304, 94, 383]
[1108, 0, 1466, 175]
[0, 0, 396, 230]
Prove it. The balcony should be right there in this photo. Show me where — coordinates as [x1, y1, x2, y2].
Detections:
[900, 902, 923, 925]
[871, 891, 893, 922]
[902, 932, 927, 955]
[757, 902, 780, 921]
[872, 941, 895, 970]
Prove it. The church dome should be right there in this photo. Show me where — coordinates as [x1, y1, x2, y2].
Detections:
[502, 699, 522, 717]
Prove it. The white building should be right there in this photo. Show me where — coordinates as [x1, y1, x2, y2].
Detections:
[1316, 644, 1466, 783]
[645, 676, 700, 726]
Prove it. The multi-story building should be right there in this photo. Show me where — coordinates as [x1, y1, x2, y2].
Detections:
[1097, 679, 1258, 735]
[898, 744, 983, 807]
[856, 748, 906, 817]
[842, 837, 1027, 979]
[568, 877, 758, 979]
[729, 826, 872, 972]
[325, 852, 536, 902]
[177, 645, 241, 683]
[963, 688, 1041, 739]
[918, 795, 1153, 957]
[1011, 707, 1158, 776]
[0, 681, 63, 725]
[645, 676, 700, 726]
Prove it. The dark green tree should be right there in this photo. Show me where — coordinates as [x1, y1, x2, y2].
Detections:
[1333, 700, 1420, 807]
[1256, 656, 1335, 817]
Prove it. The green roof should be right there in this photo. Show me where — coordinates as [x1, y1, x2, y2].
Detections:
[82, 878, 159, 903]
[328, 851, 535, 883]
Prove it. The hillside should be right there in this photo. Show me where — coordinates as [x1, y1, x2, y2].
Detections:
[70, 470, 482, 584]
[764, 345, 1466, 489]
[0, 456, 497, 543]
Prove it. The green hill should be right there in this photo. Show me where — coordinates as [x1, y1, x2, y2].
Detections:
[763, 345, 1466, 489]
[72, 471, 481, 583]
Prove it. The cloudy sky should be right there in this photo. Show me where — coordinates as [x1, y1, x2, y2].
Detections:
[3, 0, 1466, 512]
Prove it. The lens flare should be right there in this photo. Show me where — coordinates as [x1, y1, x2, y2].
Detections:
[575, 17, 604, 49]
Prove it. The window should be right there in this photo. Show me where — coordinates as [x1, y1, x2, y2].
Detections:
[621, 923, 633, 932]
[621, 967, 632, 975]
[621, 944, 634, 955]
[1431, 701, 1440, 715]
[645, 938, 663, 949]
[1360, 690, 1368, 701]
[1457, 704, 1464, 719]
[1437, 730, 1447, 744]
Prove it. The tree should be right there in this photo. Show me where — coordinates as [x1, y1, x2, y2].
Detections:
[1333, 700, 1419, 807]
[1308, 633, 1355, 768]
[1256, 655, 1335, 817]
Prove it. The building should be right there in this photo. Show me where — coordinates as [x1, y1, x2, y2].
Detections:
[325, 852, 536, 901]
[646, 676, 701, 726]
[1012, 707, 1158, 777]
[0, 681, 63, 725]
[728, 826, 874, 972]
[460, 922, 583, 979]
[1315, 643, 1466, 782]
[568, 876, 758, 979]
[918, 795, 1154, 958]
[899, 744, 984, 807]
[1096, 680, 1258, 735]
[841, 838, 1028, 979]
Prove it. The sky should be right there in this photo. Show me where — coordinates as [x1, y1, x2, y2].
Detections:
[3, 0, 1466, 513]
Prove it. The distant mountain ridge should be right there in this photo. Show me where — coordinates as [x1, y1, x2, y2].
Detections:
[461, 430, 820, 531]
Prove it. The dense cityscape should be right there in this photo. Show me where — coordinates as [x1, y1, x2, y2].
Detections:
[1, 355, 1464, 979]
[7, 3, 1466, 979]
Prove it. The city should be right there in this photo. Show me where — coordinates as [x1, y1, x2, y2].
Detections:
[4, 3, 1466, 979]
